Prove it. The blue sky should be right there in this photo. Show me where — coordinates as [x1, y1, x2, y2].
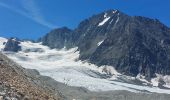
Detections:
[0, 0, 170, 40]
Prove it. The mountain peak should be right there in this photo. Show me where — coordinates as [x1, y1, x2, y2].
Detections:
[40, 27, 73, 49]
[39, 10, 170, 80]
[50, 27, 72, 33]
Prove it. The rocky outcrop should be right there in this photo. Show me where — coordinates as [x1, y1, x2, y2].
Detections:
[3, 38, 21, 52]
[39, 27, 74, 49]
[0, 52, 62, 100]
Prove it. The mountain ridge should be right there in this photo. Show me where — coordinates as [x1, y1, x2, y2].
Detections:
[38, 9, 170, 80]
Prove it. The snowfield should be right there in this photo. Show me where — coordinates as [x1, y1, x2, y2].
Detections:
[1, 37, 170, 94]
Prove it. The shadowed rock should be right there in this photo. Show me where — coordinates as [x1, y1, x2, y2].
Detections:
[4, 38, 21, 52]
[39, 27, 74, 49]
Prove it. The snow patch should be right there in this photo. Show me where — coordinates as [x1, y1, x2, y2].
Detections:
[151, 74, 170, 88]
[0, 37, 7, 50]
[104, 13, 107, 18]
[136, 74, 150, 84]
[98, 13, 110, 26]
[151, 77, 159, 87]
[113, 10, 117, 14]
[97, 40, 104, 46]
[99, 66, 120, 78]
[12, 38, 17, 41]
[115, 15, 120, 24]
[109, 19, 114, 24]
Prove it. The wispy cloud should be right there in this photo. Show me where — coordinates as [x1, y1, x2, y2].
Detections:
[0, 0, 56, 29]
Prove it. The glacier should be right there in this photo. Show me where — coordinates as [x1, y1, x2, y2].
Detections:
[1, 37, 170, 94]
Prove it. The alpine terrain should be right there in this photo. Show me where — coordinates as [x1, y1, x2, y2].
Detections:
[1, 10, 170, 100]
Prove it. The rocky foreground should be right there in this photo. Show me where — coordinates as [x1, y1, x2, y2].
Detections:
[1, 52, 170, 100]
[0, 52, 62, 100]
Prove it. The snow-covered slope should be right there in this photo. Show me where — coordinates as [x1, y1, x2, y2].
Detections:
[0, 37, 7, 50]
[0, 38, 170, 94]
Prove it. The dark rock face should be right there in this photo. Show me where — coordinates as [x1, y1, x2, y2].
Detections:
[40, 10, 170, 79]
[72, 10, 170, 78]
[4, 38, 21, 52]
[40, 27, 74, 49]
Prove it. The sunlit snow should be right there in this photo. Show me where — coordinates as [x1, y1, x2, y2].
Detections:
[113, 10, 117, 14]
[97, 40, 104, 46]
[98, 13, 110, 26]
[115, 13, 120, 24]
[0, 37, 7, 51]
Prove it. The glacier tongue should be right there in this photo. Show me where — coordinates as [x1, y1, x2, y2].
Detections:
[0, 39, 170, 94]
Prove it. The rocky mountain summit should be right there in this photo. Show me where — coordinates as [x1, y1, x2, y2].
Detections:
[39, 9, 170, 80]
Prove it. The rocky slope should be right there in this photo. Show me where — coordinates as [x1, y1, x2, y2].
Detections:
[0, 52, 62, 100]
[40, 9, 170, 80]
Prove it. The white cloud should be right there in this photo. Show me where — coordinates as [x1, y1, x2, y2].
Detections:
[0, 0, 56, 29]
